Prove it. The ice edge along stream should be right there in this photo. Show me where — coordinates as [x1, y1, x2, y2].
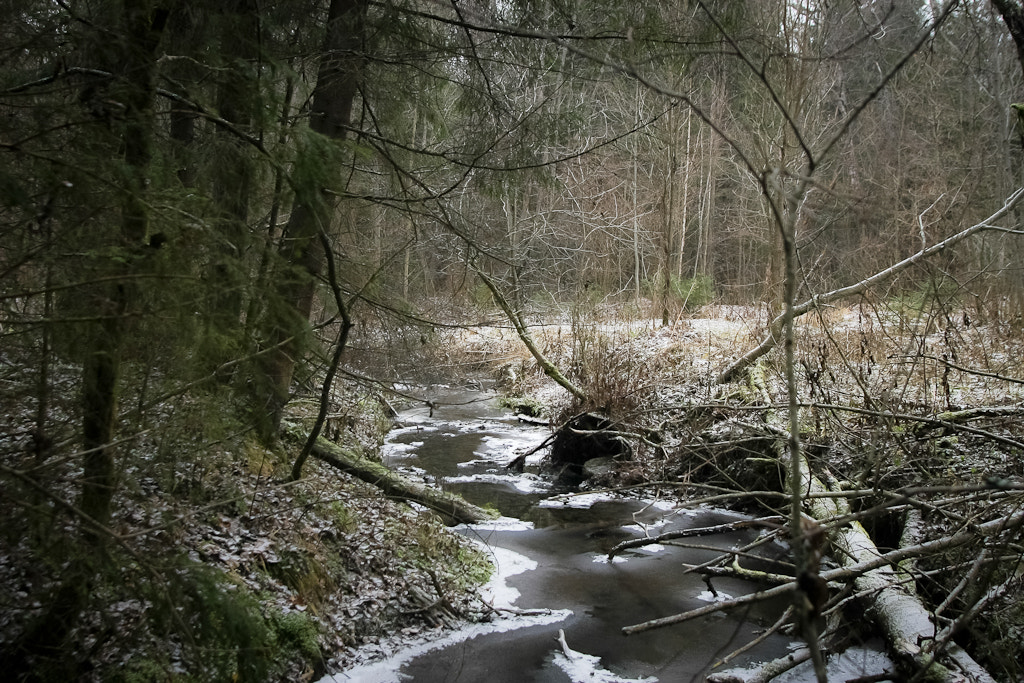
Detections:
[319, 386, 888, 683]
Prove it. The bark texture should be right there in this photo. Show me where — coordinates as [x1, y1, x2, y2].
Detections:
[265, 0, 367, 427]
[308, 437, 498, 526]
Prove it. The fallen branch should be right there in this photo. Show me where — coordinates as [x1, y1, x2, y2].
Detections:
[473, 266, 589, 402]
[622, 580, 798, 635]
[621, 509, 1023, 632]
[622, 447, 1021, 680]
[307, 436, 498, 525]
[707, 647, 812, 683]
[607, 517, 784, 559]
[712, 606, 795, 672]
[507, 431, 557, 472]
[785, 452, 999, 683]
[912, 404, 1024, 436]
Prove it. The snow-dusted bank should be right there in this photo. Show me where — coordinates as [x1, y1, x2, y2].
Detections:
[317, 539, 571, 683]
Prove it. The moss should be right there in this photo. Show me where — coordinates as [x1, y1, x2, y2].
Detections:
[642, 274, 715, 310]
[265, 548, 336, 610]
[498, 395, 546, 418]
[327, 499, 359, 534]
[111, 656, 180, 683]
[398, 515, 493, 591]
[152, 565, 276, 682]
[271, 610, 323, 663]
[241, 435, 286, 477]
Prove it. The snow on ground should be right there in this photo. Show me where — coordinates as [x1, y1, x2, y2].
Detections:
[445, 471, 550, 493]
[319, 610, 572, 683]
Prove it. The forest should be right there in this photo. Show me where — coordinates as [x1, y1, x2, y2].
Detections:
[2, 0, 1024, 681]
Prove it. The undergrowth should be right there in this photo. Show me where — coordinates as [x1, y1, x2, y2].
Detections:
[0, 358, 493, 682]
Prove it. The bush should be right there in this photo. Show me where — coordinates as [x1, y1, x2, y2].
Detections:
[272, 611, 323, 663]
[669, 274, 715, 310]
[643, 274, 715, 310]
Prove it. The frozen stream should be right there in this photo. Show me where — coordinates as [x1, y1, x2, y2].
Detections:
[321, 387, 890, 682]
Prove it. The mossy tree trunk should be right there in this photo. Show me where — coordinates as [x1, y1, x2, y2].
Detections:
[207, 0, 260, 362]
[80, 0, 166, 545]
[307, 437, 497, 526]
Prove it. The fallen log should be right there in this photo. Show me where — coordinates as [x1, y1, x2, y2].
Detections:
[912, 404, 1024, 436]
[308, 437, 498, 526]
[787, 454, 997, 683]
[622, 507, 1024, 634]
[620, 431, 1015, 681]
[473, 266, 589, 402]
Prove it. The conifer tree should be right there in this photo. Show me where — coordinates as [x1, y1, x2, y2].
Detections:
[263, 0, 367, 429]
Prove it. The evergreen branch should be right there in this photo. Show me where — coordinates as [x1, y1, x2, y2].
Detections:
[4, 65, 274, 162]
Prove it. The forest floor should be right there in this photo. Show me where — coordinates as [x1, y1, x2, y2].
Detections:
[0, 357, 495, 681]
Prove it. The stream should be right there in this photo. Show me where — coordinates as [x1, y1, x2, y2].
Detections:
[322, 386, 892, 683]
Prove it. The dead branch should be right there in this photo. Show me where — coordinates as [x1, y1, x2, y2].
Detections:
[622, 580, 798, 635]
[506, 431, 557, 472]
[712, 606, 795, 672]
[784, 449, 1000, 683]
[473, 266, 589, 401]
[607, 517, 784, 559]
[718, 187, 1024, 383]
[707, 647, 812, 683]
[622, 433, 1022, 680]
[912, 404, 1024, 437]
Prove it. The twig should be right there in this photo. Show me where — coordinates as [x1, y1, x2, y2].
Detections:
[718, 187, 1024, 383]
[706, 647, 812, 683]
[608, 516, 784, 559]
[713, 606, 794, 670]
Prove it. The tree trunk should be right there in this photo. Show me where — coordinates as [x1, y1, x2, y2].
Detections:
[81, 0, 166, 543]
[307, 437, 498, 525]
[264, 0, 367, 429]
[992, 0, 1024, 78]
[660, 103, 677, 326]
[786, 452, 996, 682]
[3, 4, 167, 675]
[208, 0, 259, 346]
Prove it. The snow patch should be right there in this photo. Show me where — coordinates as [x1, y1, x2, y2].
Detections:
[445, 472, 549, 494]
[458, 515, 535, 532]
[637, 543, 666, 554]
[320, 610, 572, 683]
[538, 492, 617, 509]
[476, 544, 537, 609]
[317, 541, 572, 683]
[552, 629, 657, 683]
[696, 590, 735, 603]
